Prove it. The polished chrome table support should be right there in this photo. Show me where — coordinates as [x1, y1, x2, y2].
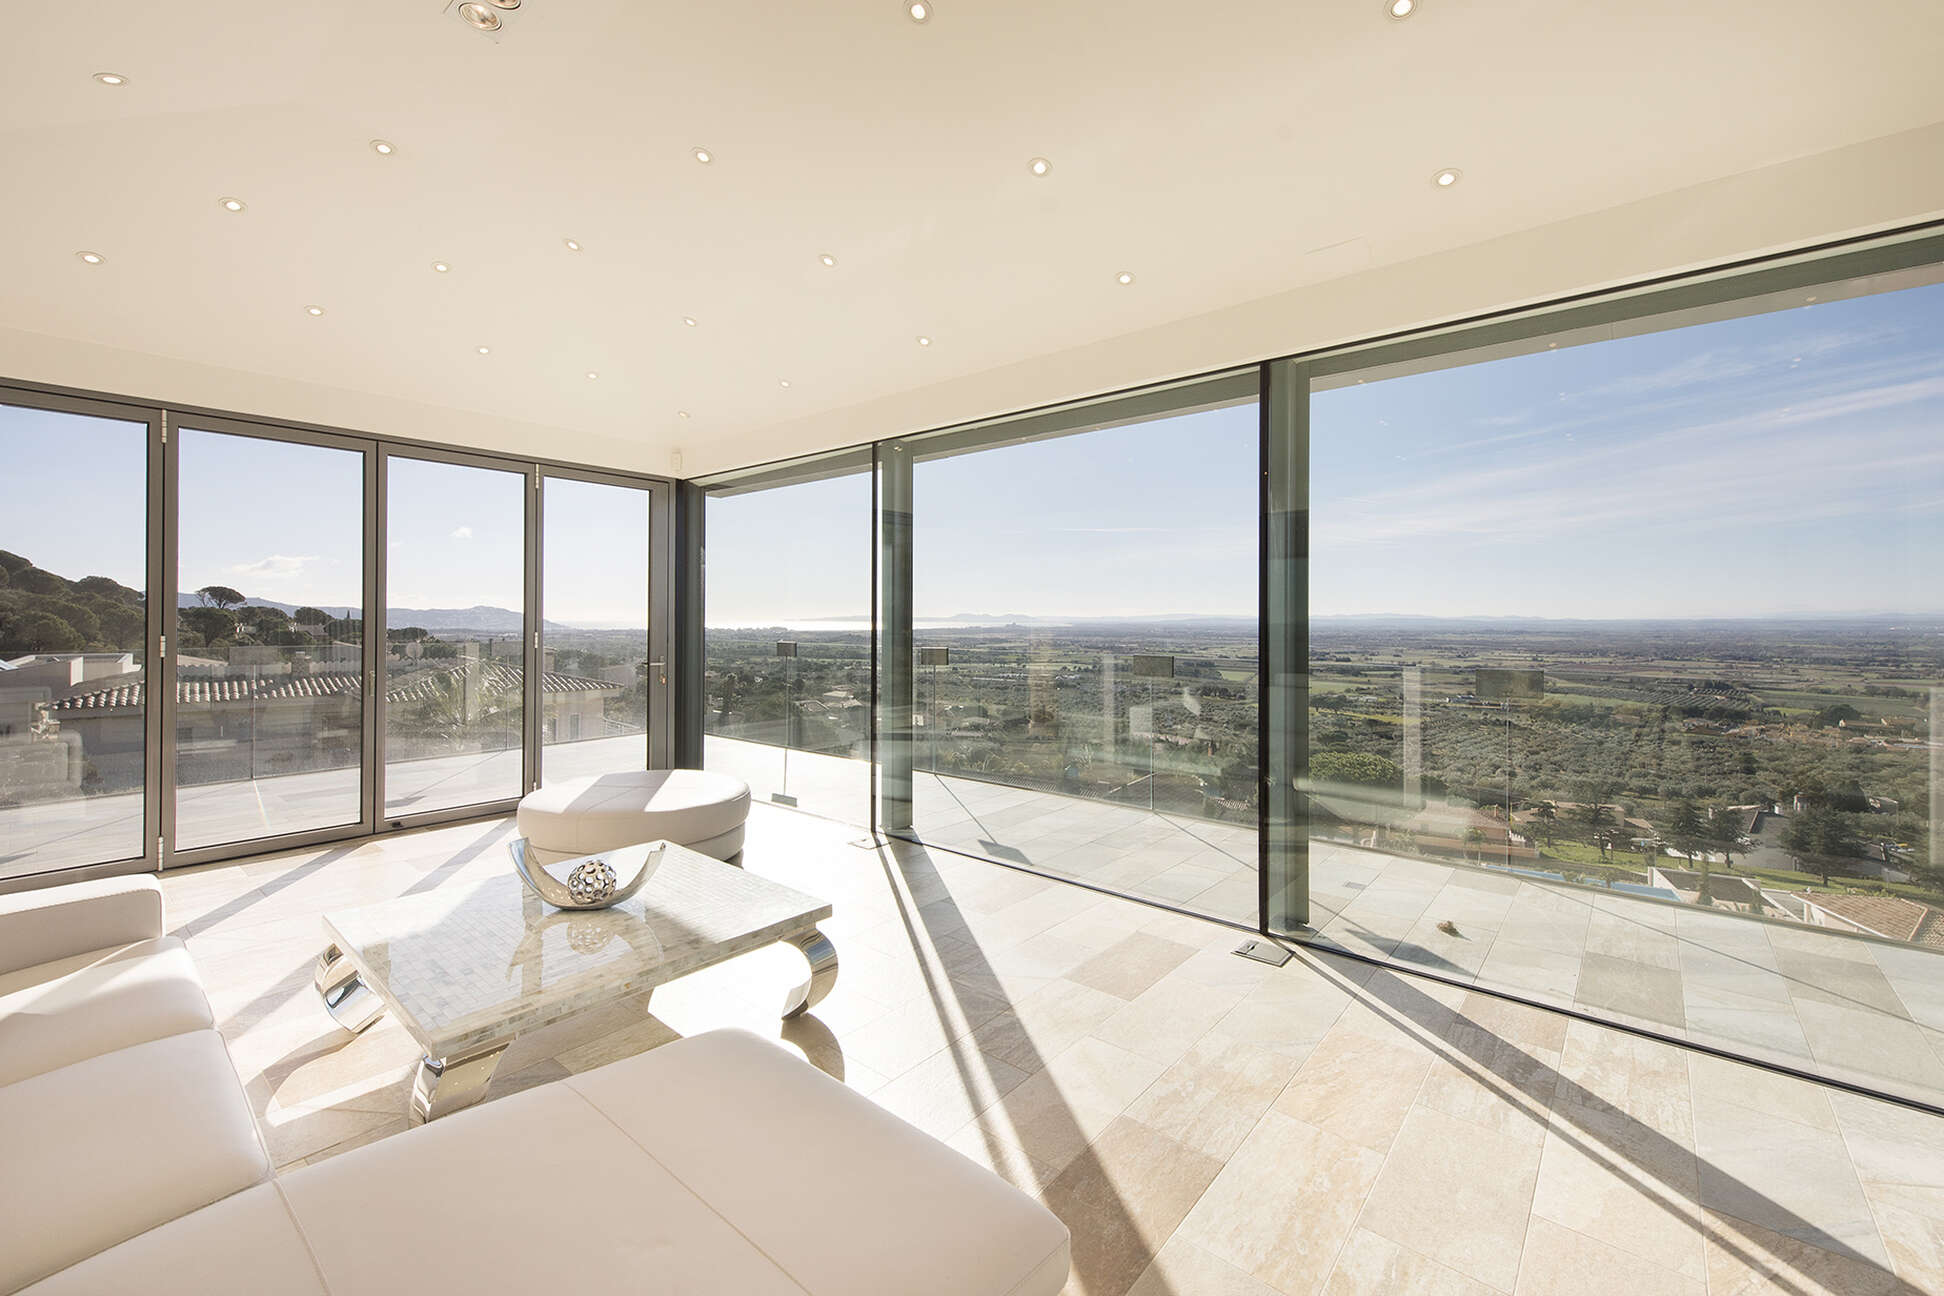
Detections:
[411, 1041, 510, 1124]
[781, 926, 838, 1019]
[314, 943, 385, 1034]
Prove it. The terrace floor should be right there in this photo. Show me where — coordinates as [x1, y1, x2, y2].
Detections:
[167, 800, 1944, 1295]
[706, 737, 1944, 1110]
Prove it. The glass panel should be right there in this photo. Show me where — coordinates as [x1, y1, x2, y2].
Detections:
[703, 471, 873, 823]
[383, 457, 527, 817]
[1308, 269, 1944, 1105]
[174, 430, 365, 850]
[909, 404, 1261, 923]
[0, 403, 149, 878]
[540, 477, 650, 783]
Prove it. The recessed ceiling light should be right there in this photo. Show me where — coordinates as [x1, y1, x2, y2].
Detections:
[76, 250, 105, 265]
[92, 72, 128, 86]
[1433, 167, 1462, 187]
[432, 261, 451, 273]
[477, 345, 491, 354]
[1029, 157, 1051, 177]
[586, 371, 598, 380]
[908, 1, 932, 22]
[1387, 0, 1416, 18]
[218, 196, 246, 213]
[683, 316, 698, 327]
[677, 410, 691, 420]
[819, 253, 837, 267]
[370, 139, 395, 156]
[489, 0, 521, 7]
[1116, 271, 1135, 285]
[305, 305, 325, 316]
[457, 3, 501, 30]
[692, 147, 713, 164]
[778, 379, 791, 388]
[916, 335, 932, 347]
[563, 238, 582, 252]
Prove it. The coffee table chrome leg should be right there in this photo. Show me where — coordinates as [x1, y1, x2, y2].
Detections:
[314, 943, 385, 1034]
[781, 927, 838, 1019]
[411, 1042, 509, 1124]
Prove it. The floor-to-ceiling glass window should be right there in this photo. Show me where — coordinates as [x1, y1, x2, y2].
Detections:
[540, 475, 653, 784]
[0, 400, 153, 879]
[1302, 259, 1944, 1105]
[382, 455, 527, 818]
[903, 388, 1262, 923]
[173, 427, 367, 851]
[703, 459, 873, 823]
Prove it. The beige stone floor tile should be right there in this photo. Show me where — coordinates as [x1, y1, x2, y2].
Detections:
[1687, 1051, 1838, 1131]
[866, 1042, 1030, 1140]
[1356, 1105, 1544, 1292]
[1069, 932, 1199, 1001]
[1514, 1216, 1702, 1296]
[1529, 1114, 1706, 1281]
[974, 976, 1129, 1074]
[1177, 1109, 1385, 1296]
[1272, 1025, 1431, 1154]
[944, 1121, 1060, 1196]
[256, 1088, 402, 1169]
[1092, 970, 1248, 1066]
[964, 1037, 1168, 1174]
[1044, 1116, 1226, 1296]
[1856, 1181, 1944, 1292]
[1126, 1234, 1284, 1296]
[838, 981, 1009, 1077]
[1323, 1227, 1501, 1296]
[1700, 1209, 1914, 1296]
[293, 1115, 412, 1169]
[1125, 1030, 1303, 1161]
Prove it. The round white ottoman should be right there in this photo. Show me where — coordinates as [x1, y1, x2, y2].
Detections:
[516, 769, 751, 864]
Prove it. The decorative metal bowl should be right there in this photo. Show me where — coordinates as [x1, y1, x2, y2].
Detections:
[509, 838, 663, 910]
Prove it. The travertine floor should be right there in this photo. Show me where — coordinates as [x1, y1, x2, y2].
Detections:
[165, 802, 1944, 1296]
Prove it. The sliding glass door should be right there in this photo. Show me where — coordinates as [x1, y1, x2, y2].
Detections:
[538, 473, 668, 785]
[0, 397, 158, 880]
[381, 454, 529, 819]
[170, 425, 371, 853]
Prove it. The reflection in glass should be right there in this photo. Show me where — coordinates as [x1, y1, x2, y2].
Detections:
[703, 472, 872, 822]
[0, 403, 149, 878]
[1306, 272, 1944, 1106]
[540, 477, 650, 784]
[909, 405, 1261, 923]
[174, 430, 364, 849]
[383, 457, 526, 816]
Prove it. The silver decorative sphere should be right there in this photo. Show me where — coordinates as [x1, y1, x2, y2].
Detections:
[566, 858, 618, 906]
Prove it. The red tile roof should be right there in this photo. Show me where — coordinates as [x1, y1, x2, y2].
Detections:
[1794, 891, 1944, 950]
[47, 660, 616, 715]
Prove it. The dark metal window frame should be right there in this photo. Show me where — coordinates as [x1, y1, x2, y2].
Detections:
[0, 373, 676, 888]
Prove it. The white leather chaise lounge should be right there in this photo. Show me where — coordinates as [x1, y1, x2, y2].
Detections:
[0, 875, 1070, 1295]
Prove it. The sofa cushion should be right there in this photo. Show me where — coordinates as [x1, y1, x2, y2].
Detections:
[0, 938, 215, 1087]
[0, 1030, 271, 1294]
[566, 1030, 1072, 1296]
[517, 768, 751, 860]
[0, 877, 166, 978]
[20, 1183, 325, 1296]
[278, 1079, 805, 1294]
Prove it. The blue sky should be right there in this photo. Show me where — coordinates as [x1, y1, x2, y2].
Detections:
[9, 276, 1942, 626]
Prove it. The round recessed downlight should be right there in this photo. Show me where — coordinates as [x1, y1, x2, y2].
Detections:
[908, 1, 932, 22]
[92, 72, 128, 86]
[370, 139, 395, 156]
[779, 379, 791, 388]
[432, 261, 451, 273]
[586, 371, 598, 380]
[563, 238, 582, 252]
[219, 196, 246, 213]
[917, 335, 932, 347]
[692, 147, 713, 164]
[458, 3, 501, 31]
[1116, 271, 1134, 285]
[683, 316, 698, 327]
[819, 253, 837, 267]
[1029, 157, 1051, 177]
[305, 305, 325, 316]
[489, 0, 521, 8]
[1387, 0, 1416, 18]
[477, 345, 491, 354]
[677, 410, 691, 420]
[76, 250, 105, 265]
[1433, 167, 1462, 187]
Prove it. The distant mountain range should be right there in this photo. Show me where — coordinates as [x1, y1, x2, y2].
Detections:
[172, 595, 561, 634]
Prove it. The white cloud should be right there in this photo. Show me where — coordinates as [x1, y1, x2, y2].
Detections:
[451, 526, 474, 541]
[229, 554, 316, 580]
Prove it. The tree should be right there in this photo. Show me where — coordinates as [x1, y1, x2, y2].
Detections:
[196, 585, 245, 610]
[1534, 801, 1558, 845]
[1710, 804, 1743, 871]
[179, 606, 238, 645]
[1, 610, 83, 652]
[14, 568, 66, 595]
[1309, 752, 1404, 789]
[1575, 798, 1610, 835]
[1664, 799, 1710, 903]
[1782, 807, 1862, 887]
[292, 606, 330, 626]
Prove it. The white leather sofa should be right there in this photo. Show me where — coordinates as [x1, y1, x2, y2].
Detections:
[0, 876, 1070, 1295]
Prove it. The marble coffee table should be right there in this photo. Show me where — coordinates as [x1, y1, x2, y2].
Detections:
[313, 840, 836, 1122]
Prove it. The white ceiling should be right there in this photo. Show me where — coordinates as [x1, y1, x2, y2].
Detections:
[4, 1, 1943, 477]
